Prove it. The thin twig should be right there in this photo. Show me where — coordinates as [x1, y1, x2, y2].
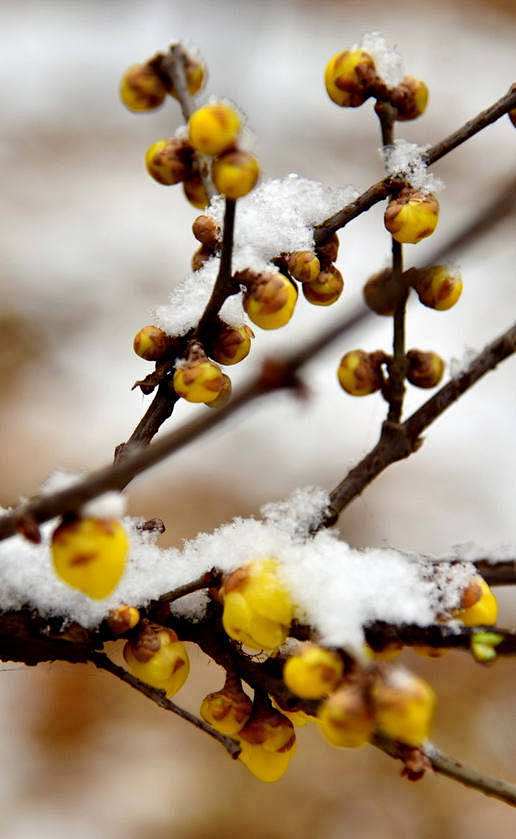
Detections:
[376, 101, 407, 423]
[314, 85, 516, 244]
[162, 44, 216, 201]
[374, 735, 516, 807]
[195, 198, 238, 339]
[90, 651, 240, 757]
[325, 322, 516, 523]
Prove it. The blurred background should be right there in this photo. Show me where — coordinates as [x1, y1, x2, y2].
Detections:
[1, 0, 515, 836]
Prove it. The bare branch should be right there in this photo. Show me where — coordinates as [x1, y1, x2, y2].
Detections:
[194, 198, 238, 339]
[90, 651, 240, 757]
[314, 85, 516, 244]
[161, 43, 216, 201]
[325, 322, 516, 523]
[374, 735, 516, 807]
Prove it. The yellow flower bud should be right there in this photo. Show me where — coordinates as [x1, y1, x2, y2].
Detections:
[107, 605, 140, 635]
[212, 150, 260, 199]
[188, 102, 241, 156]
[220, 558, 294, 651]
[363, 268, 402, 316]
[406, 349, 445, 389]
[303, 266, 344, 306]
[410, 265, 463, 311]
[372, 668, 436, 747]
[391, 76, 429, 121]
[384, 189, 439, 245]
[169, 54, 205, 100]
[364, 642, 403, 662]
[324, 49, 376, 107]
[238, 741, 293, 782]
[283, 644, 343, 699]
[123, 622, 189, 697]
[337, 350, 382, 396]
[243, 272, 297, 330]
[192, 214, 220, 249]
[205, 373, 232, 409]
[145, 137, 193, 185]
[191, 245, 214, 272]
[210, 323, 254, 366]
[183, 176, 210, 209]
[133, 325, 172, 361]
[200, 673, 252, 735]
[454, 577, 498, 627]
[316, 233, 339, 264]
[287, 251, 321, 284]
[241, 707, 295, 752]
[119, 62, 167, 112]
[318, 685, 374, 748]
[173, 357, 225, 404]
[272, 697, 312, 727]
[51, 517, 128, 600]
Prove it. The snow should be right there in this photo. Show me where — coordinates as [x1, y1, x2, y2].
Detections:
[451, 542, 516, 564]
[383, 139, 444, 193]
[154, 175, 357, 337]
[357, 32, 405, 88]
[449, 346, 479, 378]
[0, 486, 476, 652]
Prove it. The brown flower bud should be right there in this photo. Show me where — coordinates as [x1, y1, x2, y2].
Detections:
[338, 350, 383, 396]
[192, 245, 214, 271]
[192, 215, 220, 249]
[287, 251, 320, 284]
[303, 265, 344, 306]
[409, 265, 463, 311]
[145, 137, 194, 185]
[107, 605, 140, 635]
[510, 108, 516, 129]
[133, 325, 172, 361]
[363, 268, 403, 316]
[183, 176, 209, 210]
[390, 75, 429, 121]
[406, 349, 445, 389]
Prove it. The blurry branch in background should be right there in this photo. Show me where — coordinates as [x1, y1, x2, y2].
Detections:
[1, 318, 514, 543]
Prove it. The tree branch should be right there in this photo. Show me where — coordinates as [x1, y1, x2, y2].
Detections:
[373, 735, 516, 807]
[161, 44, 216, 201]
[314, 85, 516, 244]
[194, 198, 238, 339]
[90, 651, 240, 757]
[325, 322, 516, 523]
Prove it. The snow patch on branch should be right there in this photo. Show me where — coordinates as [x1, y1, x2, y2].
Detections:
[383, 139, 443, 193]
[0, 486, 476, 652]
[154, 175, 357, 337]
[357, 32, 405, 87]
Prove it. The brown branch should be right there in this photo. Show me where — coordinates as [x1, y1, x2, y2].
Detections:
[374, 735, 516, 807]
[194, 198, 238, 339]
[314, 85, 516, 244]
[157, 569, 222, 604]
[325, 322, 516, 523]
[161, 44, 216, 202]
[90, 651, 240, 757]
[0, 305, 369, 543]
[115, 89, 516, 460]
[474, 560, 516, 586]
[376, 101, 408, 423]
[364, 621, 516, 655]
